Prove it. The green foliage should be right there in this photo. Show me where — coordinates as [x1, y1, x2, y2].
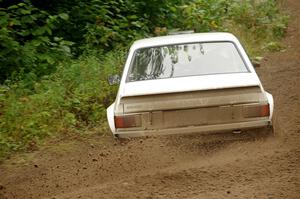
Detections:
[177, 0, 228, 32]
[0, 49, 126, 158]
[228, 0, 287, 36]
[30, 0, 182, 53]
[226, 0, 288, 57]
[175, 0, 288, 57]
[0, 1, 72, 82]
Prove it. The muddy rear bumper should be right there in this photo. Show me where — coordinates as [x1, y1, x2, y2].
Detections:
[115, 119, 272, 138]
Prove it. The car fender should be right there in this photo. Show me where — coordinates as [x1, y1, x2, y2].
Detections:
[265, 91, 274, 120]
[107, 102, 116, 134]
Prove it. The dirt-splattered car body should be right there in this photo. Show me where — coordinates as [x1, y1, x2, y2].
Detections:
[107, 33, 274, 138]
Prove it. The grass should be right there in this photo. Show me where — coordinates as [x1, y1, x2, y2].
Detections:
[0, 49, 126, 158]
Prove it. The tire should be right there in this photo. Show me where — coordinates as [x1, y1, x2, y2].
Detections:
[271, 109, 281, 137]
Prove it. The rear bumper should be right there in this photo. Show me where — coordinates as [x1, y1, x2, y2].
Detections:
[114, 119, 272, 138]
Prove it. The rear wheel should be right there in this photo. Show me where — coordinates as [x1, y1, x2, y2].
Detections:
[271, 108, 281, 137]
[113, 134, 132, 145]
[239, 126, 274, 140]
[264, 125, 275, 137]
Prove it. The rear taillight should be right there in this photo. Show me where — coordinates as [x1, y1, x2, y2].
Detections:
[114, 114, 142, 128]
[243, 104, 270, 118]
[260, 104, 270, 117]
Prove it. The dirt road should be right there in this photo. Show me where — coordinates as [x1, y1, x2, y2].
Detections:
[1, 0, 299, 198]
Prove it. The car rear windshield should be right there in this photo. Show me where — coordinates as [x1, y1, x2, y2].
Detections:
[127, 42, 249, 82]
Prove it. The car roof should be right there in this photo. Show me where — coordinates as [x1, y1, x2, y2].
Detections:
[131, 32, 239, 50]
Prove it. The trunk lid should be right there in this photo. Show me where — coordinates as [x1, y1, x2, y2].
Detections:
[119, 73, 261, 97]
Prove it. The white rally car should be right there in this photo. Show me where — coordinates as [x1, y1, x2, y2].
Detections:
[107, 32, 274, 138]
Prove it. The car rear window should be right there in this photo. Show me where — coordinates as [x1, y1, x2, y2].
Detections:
[127, 42, 249, 82]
